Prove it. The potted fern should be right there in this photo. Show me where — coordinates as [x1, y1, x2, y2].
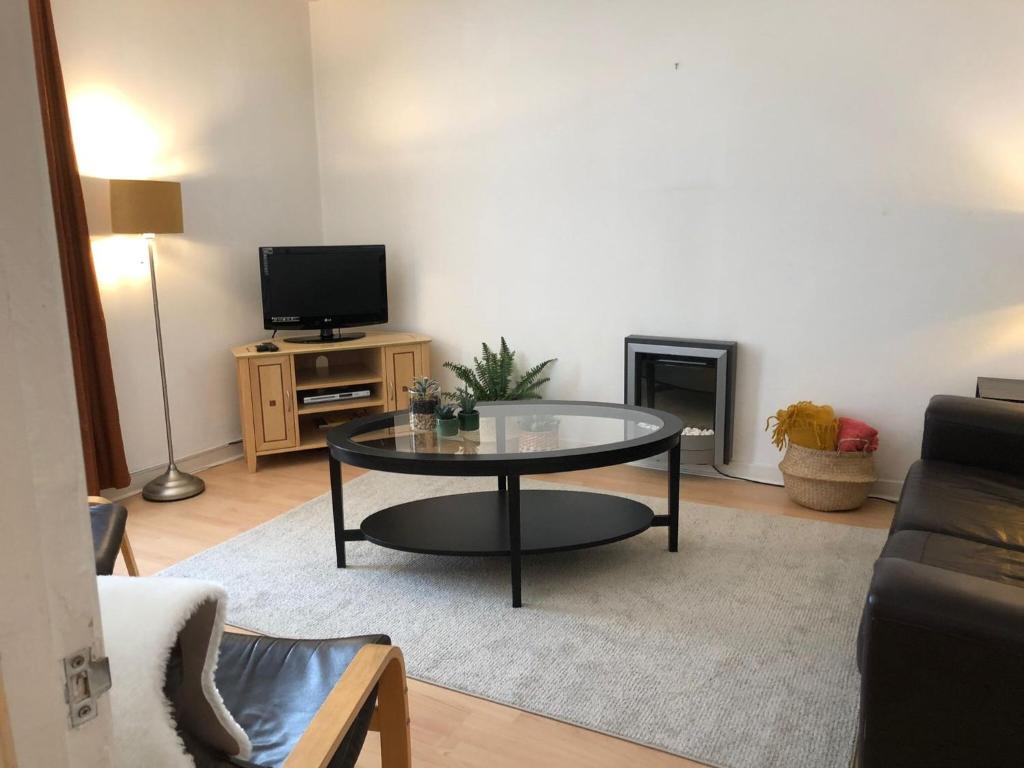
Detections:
[443, 337, 555, 401]
[408, 376, 440, 432]
[435, 403, 459, 438]
[452, 386, 479, 431]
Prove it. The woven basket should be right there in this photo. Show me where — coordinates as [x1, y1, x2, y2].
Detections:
[779, 443, 877, 512]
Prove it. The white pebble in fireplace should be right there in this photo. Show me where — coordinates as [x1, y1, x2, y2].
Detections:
[682, 427, 715, 436]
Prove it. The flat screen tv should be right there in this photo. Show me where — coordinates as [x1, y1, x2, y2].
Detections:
[259, 244, 388, 343]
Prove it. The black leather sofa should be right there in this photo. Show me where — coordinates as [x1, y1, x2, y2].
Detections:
[856, 395, 1024, 767]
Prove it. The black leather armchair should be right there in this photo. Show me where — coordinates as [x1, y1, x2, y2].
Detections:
[89, 497, 140, 575]
[91, 507, 411, 768]
[856, 396, 1024, 767]
[168, 631, 411, 768]
[90, 499, 128, 576]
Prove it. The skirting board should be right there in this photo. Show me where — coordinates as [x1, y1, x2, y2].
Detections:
[631, 459, 902, 502]
[104, 442, 903, 503]
[682, 460, 903, 502]
[101, 441, 244, 502]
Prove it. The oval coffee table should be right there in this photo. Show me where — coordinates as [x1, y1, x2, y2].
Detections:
[327, 400, 683, 607]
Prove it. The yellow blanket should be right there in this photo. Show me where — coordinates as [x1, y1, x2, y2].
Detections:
[766, 401, 838, 451]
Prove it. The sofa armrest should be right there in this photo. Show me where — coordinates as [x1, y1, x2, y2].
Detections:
[921, 394, 1024, 475]
[858, 559, 1024, 768]
[866, 557, 1024, 644]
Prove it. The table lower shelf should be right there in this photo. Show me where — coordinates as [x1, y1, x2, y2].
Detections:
[359, 489, 653, 556]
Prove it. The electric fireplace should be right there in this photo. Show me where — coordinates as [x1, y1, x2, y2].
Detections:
[625, 336, 737, 467]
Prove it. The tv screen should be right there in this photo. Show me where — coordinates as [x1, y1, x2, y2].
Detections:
[259, 245, 388, 333]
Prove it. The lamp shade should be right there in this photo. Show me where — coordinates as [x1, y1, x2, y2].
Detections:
[109, 179, 183, 234]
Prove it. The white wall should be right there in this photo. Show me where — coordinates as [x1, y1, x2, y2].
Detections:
[310, 0, 1024, 488]
[53, 0, 323, 475]
[0, 1, 113, 762]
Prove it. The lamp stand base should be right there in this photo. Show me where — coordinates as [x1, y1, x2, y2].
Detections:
[142, 464, 205, 502]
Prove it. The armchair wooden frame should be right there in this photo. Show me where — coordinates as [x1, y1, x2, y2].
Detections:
[284, 644, 411, 768]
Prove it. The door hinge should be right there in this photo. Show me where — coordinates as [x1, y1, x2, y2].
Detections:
[63, 648, 111, 728]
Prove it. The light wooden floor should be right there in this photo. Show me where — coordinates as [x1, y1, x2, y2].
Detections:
[117, 450, 893, 768]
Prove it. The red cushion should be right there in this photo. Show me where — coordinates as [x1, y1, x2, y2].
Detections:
[838, 416, 878, 452]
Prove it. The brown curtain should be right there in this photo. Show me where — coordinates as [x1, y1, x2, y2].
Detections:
[28, 0, 130, 494]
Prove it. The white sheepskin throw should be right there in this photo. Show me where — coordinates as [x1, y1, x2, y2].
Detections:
[98, 576, 252, 768]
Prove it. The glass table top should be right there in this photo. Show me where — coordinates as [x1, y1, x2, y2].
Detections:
[335, 401, 671, 458]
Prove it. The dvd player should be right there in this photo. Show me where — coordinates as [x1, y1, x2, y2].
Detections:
[302, 388, 371, 405]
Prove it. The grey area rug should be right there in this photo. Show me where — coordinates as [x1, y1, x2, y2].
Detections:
[160, 472, 885, 768]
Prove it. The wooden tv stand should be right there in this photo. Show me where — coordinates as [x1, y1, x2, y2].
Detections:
[232, 331, 431, 472]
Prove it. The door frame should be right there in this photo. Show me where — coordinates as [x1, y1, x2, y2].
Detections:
[0, 2, 114, 763]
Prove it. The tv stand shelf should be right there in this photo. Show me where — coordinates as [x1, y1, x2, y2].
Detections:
[297, 398, 386, 416]
[294, 362, 382, 391]
[232, 331, 430, 472]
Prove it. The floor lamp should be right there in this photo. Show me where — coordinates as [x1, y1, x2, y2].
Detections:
[109, 179, 205, 501]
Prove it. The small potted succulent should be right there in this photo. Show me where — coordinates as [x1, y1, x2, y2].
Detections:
[435, 403, 459, 438]
[454, 386, 480, 432]
[408, 376, 440, 432]
[518, 414, 560, 453]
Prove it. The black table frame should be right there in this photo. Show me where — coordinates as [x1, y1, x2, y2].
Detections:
[327, 400, 683, 607]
